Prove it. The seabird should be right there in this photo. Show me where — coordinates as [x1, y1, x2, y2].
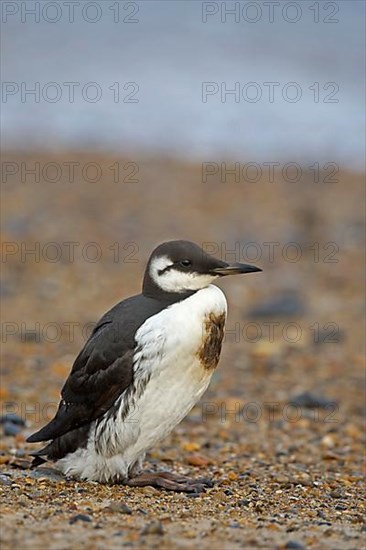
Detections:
[27, 240, 262, 492]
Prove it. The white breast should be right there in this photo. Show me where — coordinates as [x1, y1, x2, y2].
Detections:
[125, 284, 227, 454]
[58, 285, 227, 482]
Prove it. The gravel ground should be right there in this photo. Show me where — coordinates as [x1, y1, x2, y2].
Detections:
[1, 152, 365, 549]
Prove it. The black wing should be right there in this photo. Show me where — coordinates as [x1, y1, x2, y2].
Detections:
[27, 293, 165, 444]
[27, 321, 134, 443]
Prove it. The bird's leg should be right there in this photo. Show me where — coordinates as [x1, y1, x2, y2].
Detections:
[123, 470, 214, 493]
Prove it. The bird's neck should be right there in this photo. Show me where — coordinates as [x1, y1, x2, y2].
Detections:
[142, 276, 197, 304]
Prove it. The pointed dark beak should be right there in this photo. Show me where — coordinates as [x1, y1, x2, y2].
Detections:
[212, 262, 262, 276]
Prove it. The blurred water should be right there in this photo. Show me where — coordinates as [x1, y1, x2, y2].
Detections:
[1, 0, 365, 168]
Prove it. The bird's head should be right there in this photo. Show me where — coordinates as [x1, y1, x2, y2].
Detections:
[143, 240, 262, 299]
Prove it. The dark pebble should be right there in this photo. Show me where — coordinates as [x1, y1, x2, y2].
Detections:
[3, 422, 22, 436]
[290, 392, 337, 409]
[30, 468, 65, 481]
[313, 328, 344, 344]
[105, 502, 133, 514]
[248, 291, 304, 318]
[141, 521, 164, 535]
[275, 450, 288, 457]
[15, 449, 26, 457]
[238, 470, 252, 478]
[330, 490, 343, 498]
[69, 514, 92, 524]
[285, 542, 306, 550]
[0, 474, 12, 486]
[0, 413, 25, 426]
[238, 499, 250, 507]
[0, 280, 15, 298]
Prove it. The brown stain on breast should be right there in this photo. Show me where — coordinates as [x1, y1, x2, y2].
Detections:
[197, 312, 226, 370]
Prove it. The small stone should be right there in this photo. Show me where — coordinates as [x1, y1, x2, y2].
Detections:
[15, 448, 26, 457]
[69, 514, 92, 524]
[3, 422, 22, 436]
[141, 486, 158, 495]
[345, 424, 362, 438]
[141, 520, 164, 535]
[321, 435, 335, 448]
[230, 522, 240, 528]
[330, 489, 343, 498]
[9, 458, 32, 469]
[284, 541, 306, 550]
[0, 474, 12, 486]
[30, 468, 65, 481]
[213, 491, 228, 501]
[104, 502, 132, 514]
[322, 452, 339, 460]
[0, 413, 25, 426]
[274, 474, 289, 484]
[238, 499, 250, 507]
[248, 291, 304, 318]
[18, 496, 30, 507]
[186, 453, 209, 466]
[290, 392, 336, 409]
[182, 442, 200, 452]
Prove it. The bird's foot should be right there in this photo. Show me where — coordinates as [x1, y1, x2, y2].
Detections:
[124, 471, 214, 493]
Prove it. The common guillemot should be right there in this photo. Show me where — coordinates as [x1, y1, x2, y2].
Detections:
[27, 240, 262, 492]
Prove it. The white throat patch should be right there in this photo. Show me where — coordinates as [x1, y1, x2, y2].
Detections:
[149, 255, 216, 293]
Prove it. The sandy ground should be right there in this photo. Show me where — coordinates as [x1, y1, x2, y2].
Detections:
[1, 152, 365, 549]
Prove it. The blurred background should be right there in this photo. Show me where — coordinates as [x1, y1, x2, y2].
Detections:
[2, 0, 365, 167]
[1, 2, 365, 547]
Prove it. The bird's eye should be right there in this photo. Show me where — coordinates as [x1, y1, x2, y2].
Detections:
[180, 259, 192, 268]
